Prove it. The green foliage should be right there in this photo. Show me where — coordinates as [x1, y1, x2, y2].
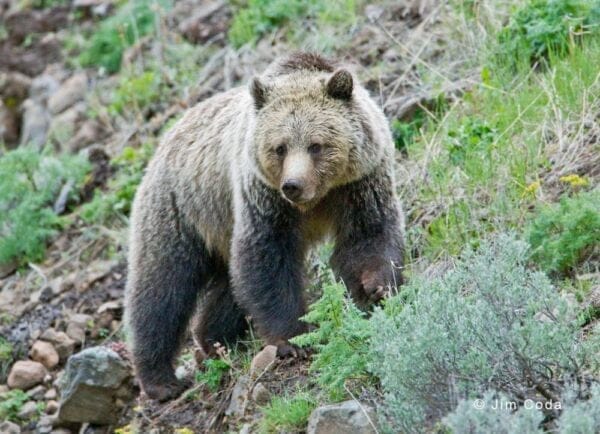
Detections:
[0, 147, 90, 268]
[497, 0, 600, 67]
[446, 117, 496, 170]
[78, 0, 170, 73]
[259, 391, 317, 433]
[527, 190, 600, 275]
[0, 389, 28, 422]
[80, 143, 154, 224]
[369, 234, 598, 432]
[109, 70, 162, 115]
[228, 0, 358, 48]
[0, 337, 13, 381]
[292, 271, 371, 401]
[391, 110, 426, 152]
[195, 359, 230, 393]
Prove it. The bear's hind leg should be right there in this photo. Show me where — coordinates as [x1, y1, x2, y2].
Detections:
[193, 271, 248, 358]
[126, 198, 211, 402]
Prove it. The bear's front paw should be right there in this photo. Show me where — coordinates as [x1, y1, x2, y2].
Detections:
[271, 339, 309, 359]
[360, 268, 395, 302]
[143, 377, 191, 402]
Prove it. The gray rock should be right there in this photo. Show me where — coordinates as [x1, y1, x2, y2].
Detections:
[48, 73, 87, 115]
[17, 400, 39, 419]
[251, 382, 270, 405]
[58, 346, 134, 425]
[26, 384, 47, 400]
[48, 102, 86, 147]
[0, 421, 21, 434]
[19, 98, 50, 149]
[29, 74, 59, 103]
[226, 374, 250, 418]
[307, 400, 377, 434]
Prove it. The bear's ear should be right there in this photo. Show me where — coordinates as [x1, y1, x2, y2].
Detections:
[326, 69, 353, 101]
[250, 77, 269, 110]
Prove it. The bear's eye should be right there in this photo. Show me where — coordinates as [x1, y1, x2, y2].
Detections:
[308, 143, 322, 155]
[275, 144, 287, 157]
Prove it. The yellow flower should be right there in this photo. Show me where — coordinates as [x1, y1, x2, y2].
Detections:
[522, 180, 541, 197]
[559, 174, 588, 187]
[115, 425, 132, 434]
[175, 429, 195, 434]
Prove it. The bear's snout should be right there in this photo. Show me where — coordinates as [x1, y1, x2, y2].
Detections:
[282, 179, 304, 202]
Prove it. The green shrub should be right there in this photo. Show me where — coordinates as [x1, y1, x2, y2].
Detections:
[259, 391, 317, 433]
[527, 190, 600, 275]
[557, 384, 600, 433]
[0, 147, 90, 268]
[0, 389, 28, 422]
[292, 271, 371, 401]
[195, 359, 230, 393]
[80, 143, 154, 224]
[369, 234, 598, 432]
[228, 0, 358, 48]
[78, 0, 170, 73]
[109, 70, 162, 115]
[497, 0, 600, 67]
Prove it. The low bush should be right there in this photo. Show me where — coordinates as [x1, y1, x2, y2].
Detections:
[369, 234, 599, 432]
[527, 189, 600, 275]
[0, 147, 89, 268]
[259, 391, 317, 433]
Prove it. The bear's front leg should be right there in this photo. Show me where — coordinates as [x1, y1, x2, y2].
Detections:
[330, 167, 404, 307]
[230, 183, 308, 357]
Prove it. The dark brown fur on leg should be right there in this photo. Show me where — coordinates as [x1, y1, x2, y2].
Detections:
[126, 190, 211, 402]
[193, 271, 249, 357]
[331, 166, 404, 308]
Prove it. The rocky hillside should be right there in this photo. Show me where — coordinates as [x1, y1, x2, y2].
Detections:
[1, 0, 599, 433]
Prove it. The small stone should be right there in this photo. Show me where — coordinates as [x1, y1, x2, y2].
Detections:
[31, 340, 60, 369]
[251, 382, 270, 405]
[40, 329, 76, 361]
[7, 360, 47, 390]
[307, 400, 377, 434]
[46, 399, 59, 414]
[0, 421, 21, 434]
[19, 98, 50, 149]
[250, 345, 277, 375]
[225, 375, 250, 418]
[48, 73, 87, 115]
[65, 313, 93, 343]
[17, 400, 39, 419]
[44, 388, 58, 400]
[26, 384, 47, 400]
[58, 346, 134, 425]
[0, 384, 9, 393]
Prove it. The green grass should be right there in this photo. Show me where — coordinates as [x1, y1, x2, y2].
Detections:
[405, 35, 600, 259]
[194, 359, 231, 393]
[78, 0, 171, 73]
[259, 391, 317, 433]
[0, 389, 28, 422]
[228, 0, 360, 48]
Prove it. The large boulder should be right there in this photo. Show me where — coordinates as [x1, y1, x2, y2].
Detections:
[58, 346, 135, 425]
[307, 400, 377, 434]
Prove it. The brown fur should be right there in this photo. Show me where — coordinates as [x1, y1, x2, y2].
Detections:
[125, 53, 405, 401]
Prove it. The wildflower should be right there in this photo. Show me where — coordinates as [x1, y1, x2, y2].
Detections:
[559, 174, 588, 187]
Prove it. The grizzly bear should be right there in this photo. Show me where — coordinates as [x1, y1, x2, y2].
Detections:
[125, 53, 405, 401]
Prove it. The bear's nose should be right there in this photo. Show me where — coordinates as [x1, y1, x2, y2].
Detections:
[282, 179, 304, 201]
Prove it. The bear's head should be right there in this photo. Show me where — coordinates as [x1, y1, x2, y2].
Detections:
[250, 68, 377, 210]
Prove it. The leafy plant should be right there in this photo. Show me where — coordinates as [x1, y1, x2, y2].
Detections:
[80, 143, 154, 224]
[109, 70, 163, 116]
[0, 147, 90, 268]
[78, 0, 170, 73]
[195, 358, 230, 393]
[0, 389, 28, 422]
[228, 0, 358, 48]
[292, 271, 372, 401]
[527, 190, 600, 275]
[259, 391, 317, 433]
[497, 0, 600, 67]
[369, 234, 599, 432]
